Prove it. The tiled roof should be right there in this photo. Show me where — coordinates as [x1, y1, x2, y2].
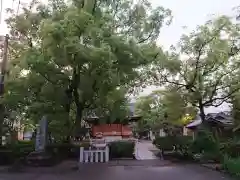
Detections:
[186, 111, 233, 128]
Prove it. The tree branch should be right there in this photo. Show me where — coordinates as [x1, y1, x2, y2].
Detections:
[204, 87, 240, 107]
[162, 75, 187, 89]
[138, 28, 154, 44]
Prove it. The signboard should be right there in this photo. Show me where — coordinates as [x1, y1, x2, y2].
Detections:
[35, 116, 48, 151]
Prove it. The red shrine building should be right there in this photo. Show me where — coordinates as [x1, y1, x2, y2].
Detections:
[85, 116, 140, 142]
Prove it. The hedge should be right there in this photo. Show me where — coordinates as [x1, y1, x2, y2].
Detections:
[46, 141, 90, 159]
[0, 141, 91, 165]
[0, 140, 35, 165]
[153, 136, 193, 152]
[109, 141, 135, 159]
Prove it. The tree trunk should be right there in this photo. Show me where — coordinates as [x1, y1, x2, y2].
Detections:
[0, 105, 4, 146]
[198, 100, 205, 121]
[75, 103, 84, 139]
[72, 67, 84, 139]
[64, 86, 73, 142]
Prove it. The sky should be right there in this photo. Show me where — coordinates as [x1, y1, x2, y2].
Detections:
[0, 0, 239, 113]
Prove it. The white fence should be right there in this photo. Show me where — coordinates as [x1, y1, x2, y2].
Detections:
[79, 146, 109, 163]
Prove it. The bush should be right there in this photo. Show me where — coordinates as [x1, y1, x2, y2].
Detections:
[153, 136, 176, 151]
[189, 131, 225, 162]
[46, 142, 90, 159]
[190, 131, 219, 154]
[109, 141, 135, 159]
[222, 156, 240, 177]
[46, 143, 73, 159]
[9, 140, 35, 158]
[175, 136, 193, 151]
[220, 141, 240, 158]
[0, 140, 35, 165]
[0, 148, 14, 165]
[153, 136, 193, 161]
[153, 136, 193, 152]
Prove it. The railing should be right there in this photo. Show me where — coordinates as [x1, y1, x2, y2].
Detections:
[79, 146, 109, 163]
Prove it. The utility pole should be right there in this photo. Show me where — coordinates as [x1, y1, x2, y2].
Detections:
[0, 34, 9, 145]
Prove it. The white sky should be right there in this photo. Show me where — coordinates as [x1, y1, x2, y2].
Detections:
[1, 0, 238, 112]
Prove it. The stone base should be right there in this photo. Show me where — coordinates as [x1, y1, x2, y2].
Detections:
[26, 151, 57, 167]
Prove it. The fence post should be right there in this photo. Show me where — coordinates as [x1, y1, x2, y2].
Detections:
[100, 150, 104, 162]
[79, 147, 84, 163]
[105, 146, 109, 162]
[90, 151, 94, 163]
[84, 151, 89, 163]
[95, 151, 98, 162]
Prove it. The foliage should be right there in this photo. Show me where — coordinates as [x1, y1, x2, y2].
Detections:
[223, 156, 240, 177]
[109, 141, 135, 159]
[153, 136, 192, 152]
[0, 148, 15, 165]
[45, 141, 92, 161]
[190, 130, 220, 154]
[135, 88, 196, 133]
[6, 140, 35, 158]
[153, 136, 194, 161]
[148, 15, 240, 120]
[153, 136, 176, 151]
[0, 140, 35, 165]
[0, 140, 91, 165]
[220, 139, 240, 158]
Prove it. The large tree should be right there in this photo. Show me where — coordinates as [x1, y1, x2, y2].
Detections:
[149, 16, 240, 121]
[3, 0, 171, 139]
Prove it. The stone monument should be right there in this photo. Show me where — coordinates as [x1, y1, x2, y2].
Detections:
[27, 116, 55, 166]
[35, 115, 48, 151]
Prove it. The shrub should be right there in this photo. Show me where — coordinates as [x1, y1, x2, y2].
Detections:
[222, 155, 240, 177]
[46, 142, 90, 159]
[154, 136, 193, 152]
[153, 136, 193, 161]
[0, 147, 14, 165]
[188, 131, 225, 162]
[153, 136, 176, 151]
[9, 141, 35, 158]
[220, 141, 240, 158]
[0, 140, 35, 165]
[109, 141, 135, 159]
[46, 143, 73, 159]
[175, 136, 193, 151]
[190, 131, 219, 154]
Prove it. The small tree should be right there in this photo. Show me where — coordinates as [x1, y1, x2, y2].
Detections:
[135, 88, 196, 135]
